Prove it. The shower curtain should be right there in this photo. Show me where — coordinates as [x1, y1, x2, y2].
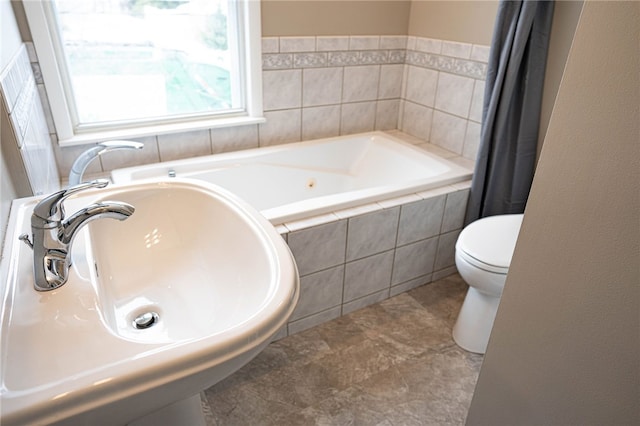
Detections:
[465, 0, 555, 223]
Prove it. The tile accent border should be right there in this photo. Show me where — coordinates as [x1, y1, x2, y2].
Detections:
[405, 50, 487, 79]
[262, 49, 407, 70]
[262, 35, 489, 80]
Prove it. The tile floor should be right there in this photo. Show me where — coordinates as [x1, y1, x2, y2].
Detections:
[201, 274, 482, 425]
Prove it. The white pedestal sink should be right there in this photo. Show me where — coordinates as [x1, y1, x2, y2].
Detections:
[0, 179, 299, 425]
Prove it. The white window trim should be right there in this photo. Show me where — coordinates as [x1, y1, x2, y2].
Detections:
[23, 0, 264, 146]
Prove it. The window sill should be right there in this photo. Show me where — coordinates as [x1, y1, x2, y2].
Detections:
[57, 115, 266, 147]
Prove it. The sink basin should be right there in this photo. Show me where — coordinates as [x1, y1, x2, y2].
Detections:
[0, 179, 299, 425]
[88, 183, 286, 344]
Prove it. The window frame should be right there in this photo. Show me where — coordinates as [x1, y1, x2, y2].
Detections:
[23, 0, 264, 145]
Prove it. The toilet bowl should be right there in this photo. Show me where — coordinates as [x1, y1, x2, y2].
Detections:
[452, 214, 524, 354]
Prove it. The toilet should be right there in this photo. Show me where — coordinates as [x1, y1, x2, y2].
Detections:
[452, 214, 524, 354]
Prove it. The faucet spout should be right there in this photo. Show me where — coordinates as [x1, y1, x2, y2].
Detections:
[24, 180, 135, 291]
[68, 140, 144, 186]
[61, 201, 135, 245]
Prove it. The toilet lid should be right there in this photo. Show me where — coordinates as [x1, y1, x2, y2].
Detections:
[456, 214, 524, 272]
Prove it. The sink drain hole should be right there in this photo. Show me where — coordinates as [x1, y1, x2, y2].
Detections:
[133, 311, 159, 329]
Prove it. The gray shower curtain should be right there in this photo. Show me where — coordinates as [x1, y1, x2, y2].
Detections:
[465, 0, 555, 224]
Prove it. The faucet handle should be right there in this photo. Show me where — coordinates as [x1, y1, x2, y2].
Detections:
[33, 179, 110, 223]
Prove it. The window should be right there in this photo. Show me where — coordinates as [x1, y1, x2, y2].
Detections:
[23, 0, 263, 144]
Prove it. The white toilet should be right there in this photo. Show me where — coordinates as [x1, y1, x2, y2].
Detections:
[452, 213, 524, 354]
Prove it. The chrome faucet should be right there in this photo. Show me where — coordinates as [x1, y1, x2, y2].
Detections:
[19, 179, 135, 291]
[68, 140, 144, 186]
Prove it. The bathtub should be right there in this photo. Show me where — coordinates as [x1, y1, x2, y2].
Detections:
[111, 132, 472, 224]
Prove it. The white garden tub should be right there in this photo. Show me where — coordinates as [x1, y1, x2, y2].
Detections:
[111, 132, 472, 224]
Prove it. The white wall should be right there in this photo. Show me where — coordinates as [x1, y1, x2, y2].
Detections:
[466, 2, 639, 424]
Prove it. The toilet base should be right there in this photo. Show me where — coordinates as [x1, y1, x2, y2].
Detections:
[452, 287, 500, 354]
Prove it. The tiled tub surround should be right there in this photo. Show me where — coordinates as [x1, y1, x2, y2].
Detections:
[261, 35, 489, 161]
[274, 176, 471, 339]
[45, 35, 488, 181]
[260, 35, 408, 143]
[402, 37, 488, 160]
